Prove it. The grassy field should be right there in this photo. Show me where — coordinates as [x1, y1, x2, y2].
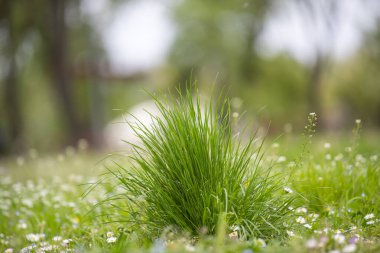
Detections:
[1, 93, 379, 253]
[0, 135, 379, 253]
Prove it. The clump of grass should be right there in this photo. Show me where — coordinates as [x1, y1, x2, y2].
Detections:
[108, 87, 294, 240]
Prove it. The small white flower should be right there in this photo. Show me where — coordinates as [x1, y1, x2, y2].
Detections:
[53, 236, 62, 242]
[230, 225, 240, 231]
[232, 112, 239, 118]
[334, 153, 344, 161]
[62, 239, 72, 247]
[364, 213, 375, 220]
[305, 238, 318, 249]
[324, 143, 331, 149]
[255, 238, 266, 248]
[333, 234, 345, 244]
[309, 112, 316, 116]
[17, 222, 27, 230]
[106, 231, 114, 238]
[185, 244, 195, 252]
[366, 220, 375, 225]
[296, 207, 308, 214]
[4, 249, 13, 253]
[26, 233, 45, 242]
[342, 244, 357, 253]
[355, 119, 361, 125]
[286, 230, 295, 237]
[284, 187, 293, 194]
[277, 156, 287, 163]
[309, 213, 319, 221]
[304, 224, 312, 229]
[296, 217, 306, 224]
[106, 236, 117, 243]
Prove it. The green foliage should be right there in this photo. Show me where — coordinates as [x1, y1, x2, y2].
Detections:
[108, 87, 294, 240]
[242, 55, 308, 128]
[169, 0, 274, 87]
[292, 119, 380, 232]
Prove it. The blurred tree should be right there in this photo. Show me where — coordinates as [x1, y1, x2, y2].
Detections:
[0, 0, 36, 152]
[333, 19, 380, 127]
[292, 0, 340, 120]
[169, 0, 274, 93]
[0, 0, 109, 153]
[245, 54, 308, 130]
[47, 0, 82, 144]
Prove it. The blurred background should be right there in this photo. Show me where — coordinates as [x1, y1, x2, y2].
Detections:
[1, 0, 380, 155]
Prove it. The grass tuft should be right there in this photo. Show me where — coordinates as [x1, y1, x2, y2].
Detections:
[107, 87, 295, 240]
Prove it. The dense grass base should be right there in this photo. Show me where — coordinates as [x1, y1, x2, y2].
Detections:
[102, 89, 295, 240]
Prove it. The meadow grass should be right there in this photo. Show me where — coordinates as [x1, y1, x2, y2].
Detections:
[0, 92, 379, 252]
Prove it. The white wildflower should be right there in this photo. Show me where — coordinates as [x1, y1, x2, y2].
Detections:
[304, 224, 312, 229]
[4, 249, 13, 253]
[333, 234, 345, 244]
[296, 217, 306, 224]
[21, 199, 33, 208]
[334, 153, 344, 161]
[324, 143, 331, 149]
[284, 187, 293, 194]
[366, 220, 375, 225]
[309, 213, 319, 222]
[185, 244, 195, 252]
[286, 230, 295, 237]
[17, 222, 27, 230]
[106, 236, 117, 243]
[364, 213, 375, 220]
[53, 236, 62, 242]
[342, 244, 357, 253]
[62, 239, 72, 247]
[26, 233, 45, 242]
[296, 207, 308, 213]
[255, 238, 266, 248]
[305, 238, 318, 249]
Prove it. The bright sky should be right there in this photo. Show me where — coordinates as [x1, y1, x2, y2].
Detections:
[82, 0, 380, 73]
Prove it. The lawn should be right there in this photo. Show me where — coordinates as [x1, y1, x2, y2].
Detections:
[1, 92, 379, 253]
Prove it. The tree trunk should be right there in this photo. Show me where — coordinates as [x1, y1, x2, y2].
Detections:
[4, 47, 24, 152]
[3, 1, 24, 153]
[48, 0, 82, 145]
